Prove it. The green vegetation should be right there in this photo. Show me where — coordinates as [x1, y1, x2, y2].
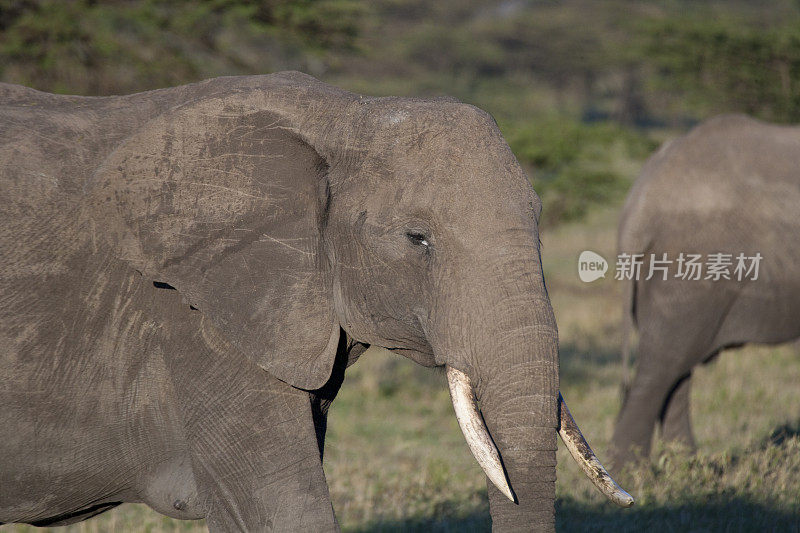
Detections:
[0, 0, 364, 94]
[641, 15, 800, 122]
[503, 117, 657, 222]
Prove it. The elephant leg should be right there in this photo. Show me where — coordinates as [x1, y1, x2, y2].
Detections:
[166, 334, 339, 532]
[659, 373, 696, 450]
[611, 363, 677, 466]
[190, 378, 338, 532]
[610, 331, 699, 467]
[610, 281, 729, 469]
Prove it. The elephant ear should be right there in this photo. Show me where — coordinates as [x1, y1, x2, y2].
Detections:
[91, 90, 339, 390]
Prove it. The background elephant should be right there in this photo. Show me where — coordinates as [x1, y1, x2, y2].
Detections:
[0, 72, 629, 532]
[610, 114, 800, 466]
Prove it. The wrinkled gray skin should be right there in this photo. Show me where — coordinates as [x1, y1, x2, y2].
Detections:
[0, 72, 562, 531]
[610, 115, 800, 466]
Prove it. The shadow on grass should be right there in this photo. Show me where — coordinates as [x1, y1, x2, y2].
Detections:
[347, 511, 490, 533]
[765, 418, 800, 447]
[348, 496, 800, 533]
[556, 496, 800, 533]
[559, 341, 622, 385]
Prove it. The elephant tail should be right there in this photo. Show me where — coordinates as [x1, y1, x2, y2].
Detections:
[620, 276, 636, 399]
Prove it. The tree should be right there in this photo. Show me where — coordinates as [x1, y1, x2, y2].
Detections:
[0, 0, 365, 94]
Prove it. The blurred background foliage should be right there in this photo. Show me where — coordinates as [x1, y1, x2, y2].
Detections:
[2, 0, 800, 223]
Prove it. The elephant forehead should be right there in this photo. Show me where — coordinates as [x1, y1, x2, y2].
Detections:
[333, 100, 540, 222]
[357, 116, 527, 188]
[355, 98, 499, 149]
[349, 147, 534, 220]
[402, 145, 533, 213]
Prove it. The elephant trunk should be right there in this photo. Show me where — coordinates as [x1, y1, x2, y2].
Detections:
[438, 260, 631, 531]
[471, 318, 560, 532]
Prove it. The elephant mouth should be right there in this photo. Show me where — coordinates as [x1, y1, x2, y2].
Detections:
[445, 366, 634, 508]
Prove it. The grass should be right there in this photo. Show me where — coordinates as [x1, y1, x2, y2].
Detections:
[5, 207, 800, 532]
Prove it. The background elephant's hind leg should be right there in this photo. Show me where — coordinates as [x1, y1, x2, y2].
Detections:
[658, 372, 696, 451]
[610, 329, 705, 467]
[610, 368, 670, 467]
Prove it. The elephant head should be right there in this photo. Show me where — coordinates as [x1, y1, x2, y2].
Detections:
[90, 72, 631, 530]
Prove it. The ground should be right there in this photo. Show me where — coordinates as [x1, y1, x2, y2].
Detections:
[6, 208, 800, 532]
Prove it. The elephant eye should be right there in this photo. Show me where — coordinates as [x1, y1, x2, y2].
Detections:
[406, 231, 429, 247]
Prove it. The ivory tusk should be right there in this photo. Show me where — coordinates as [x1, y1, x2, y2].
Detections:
[446, 367, 633, 508]
[446, 366, 516, 503]
[558, 392, 635, 507]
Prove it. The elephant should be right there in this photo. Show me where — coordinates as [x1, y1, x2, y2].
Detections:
[610, 114, 800, 466]
[0, 71, 632, 532]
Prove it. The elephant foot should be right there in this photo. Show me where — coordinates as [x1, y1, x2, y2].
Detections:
[660, 424, 696, 452]
[659, 374, 696, 453]
[607, 440, 651, 475]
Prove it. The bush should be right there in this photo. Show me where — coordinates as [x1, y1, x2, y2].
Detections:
[0, 0, 366, 94]
[503, 116, 657, 224]
[640, 16, 800, 122]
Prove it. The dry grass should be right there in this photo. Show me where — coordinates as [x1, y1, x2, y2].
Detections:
[5, 207, 800, 532]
